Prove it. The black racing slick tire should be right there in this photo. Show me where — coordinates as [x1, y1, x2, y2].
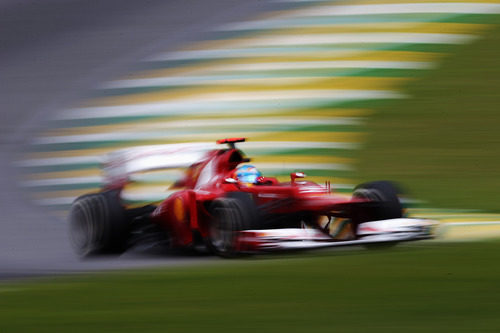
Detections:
[68, 191, 128, 257]
[351, 181, 403, 234]
[206, 192, 257, 257]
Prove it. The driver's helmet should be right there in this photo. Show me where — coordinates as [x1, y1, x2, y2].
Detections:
[233, 165, 262, 185]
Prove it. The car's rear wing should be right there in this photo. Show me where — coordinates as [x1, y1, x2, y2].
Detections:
[102, 142, 217, 186]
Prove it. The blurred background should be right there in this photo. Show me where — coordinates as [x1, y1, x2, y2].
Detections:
[2, 0, 500, 330]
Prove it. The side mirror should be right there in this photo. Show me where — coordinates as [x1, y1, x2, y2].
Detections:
[290, 172, 306, 185]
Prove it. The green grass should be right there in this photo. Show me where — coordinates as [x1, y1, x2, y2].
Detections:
[356, 18, 500, 212]
[2, 241, 500, 332]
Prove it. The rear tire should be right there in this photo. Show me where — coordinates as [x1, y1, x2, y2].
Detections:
[69, 191, 128, 257]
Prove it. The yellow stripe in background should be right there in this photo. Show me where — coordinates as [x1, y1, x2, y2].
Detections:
[267, 23, 489, 35]
[84, 77, 410, 107]
[43, 116, 362, 138]
[33, 189, 100, 200]
[26, 169, 101, 181]
[253, 131, 363, 143]
[252, 155, 353, 165]
[41, 108, 370, 137]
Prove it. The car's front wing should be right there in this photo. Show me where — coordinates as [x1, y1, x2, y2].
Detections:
[235, 218, 438, 253]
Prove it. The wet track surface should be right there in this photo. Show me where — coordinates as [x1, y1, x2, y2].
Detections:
[0, 0, 286, 278]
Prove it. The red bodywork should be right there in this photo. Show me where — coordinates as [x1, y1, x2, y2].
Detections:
[146, 138, 366, 249]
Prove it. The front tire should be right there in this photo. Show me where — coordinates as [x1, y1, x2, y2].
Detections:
[351, 181, 403, 236]
[69, 191, 128, 257]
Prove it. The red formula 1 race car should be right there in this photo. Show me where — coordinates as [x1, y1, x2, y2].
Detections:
[69, 138, 436, 257]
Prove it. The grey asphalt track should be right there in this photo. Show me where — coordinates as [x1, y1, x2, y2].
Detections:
[0, 0, 291, 278]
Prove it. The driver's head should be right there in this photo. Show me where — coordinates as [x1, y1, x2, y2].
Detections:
[233, 165, 262, 185]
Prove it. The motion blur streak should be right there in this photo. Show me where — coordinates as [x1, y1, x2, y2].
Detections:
[5, 0, 500, 278]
